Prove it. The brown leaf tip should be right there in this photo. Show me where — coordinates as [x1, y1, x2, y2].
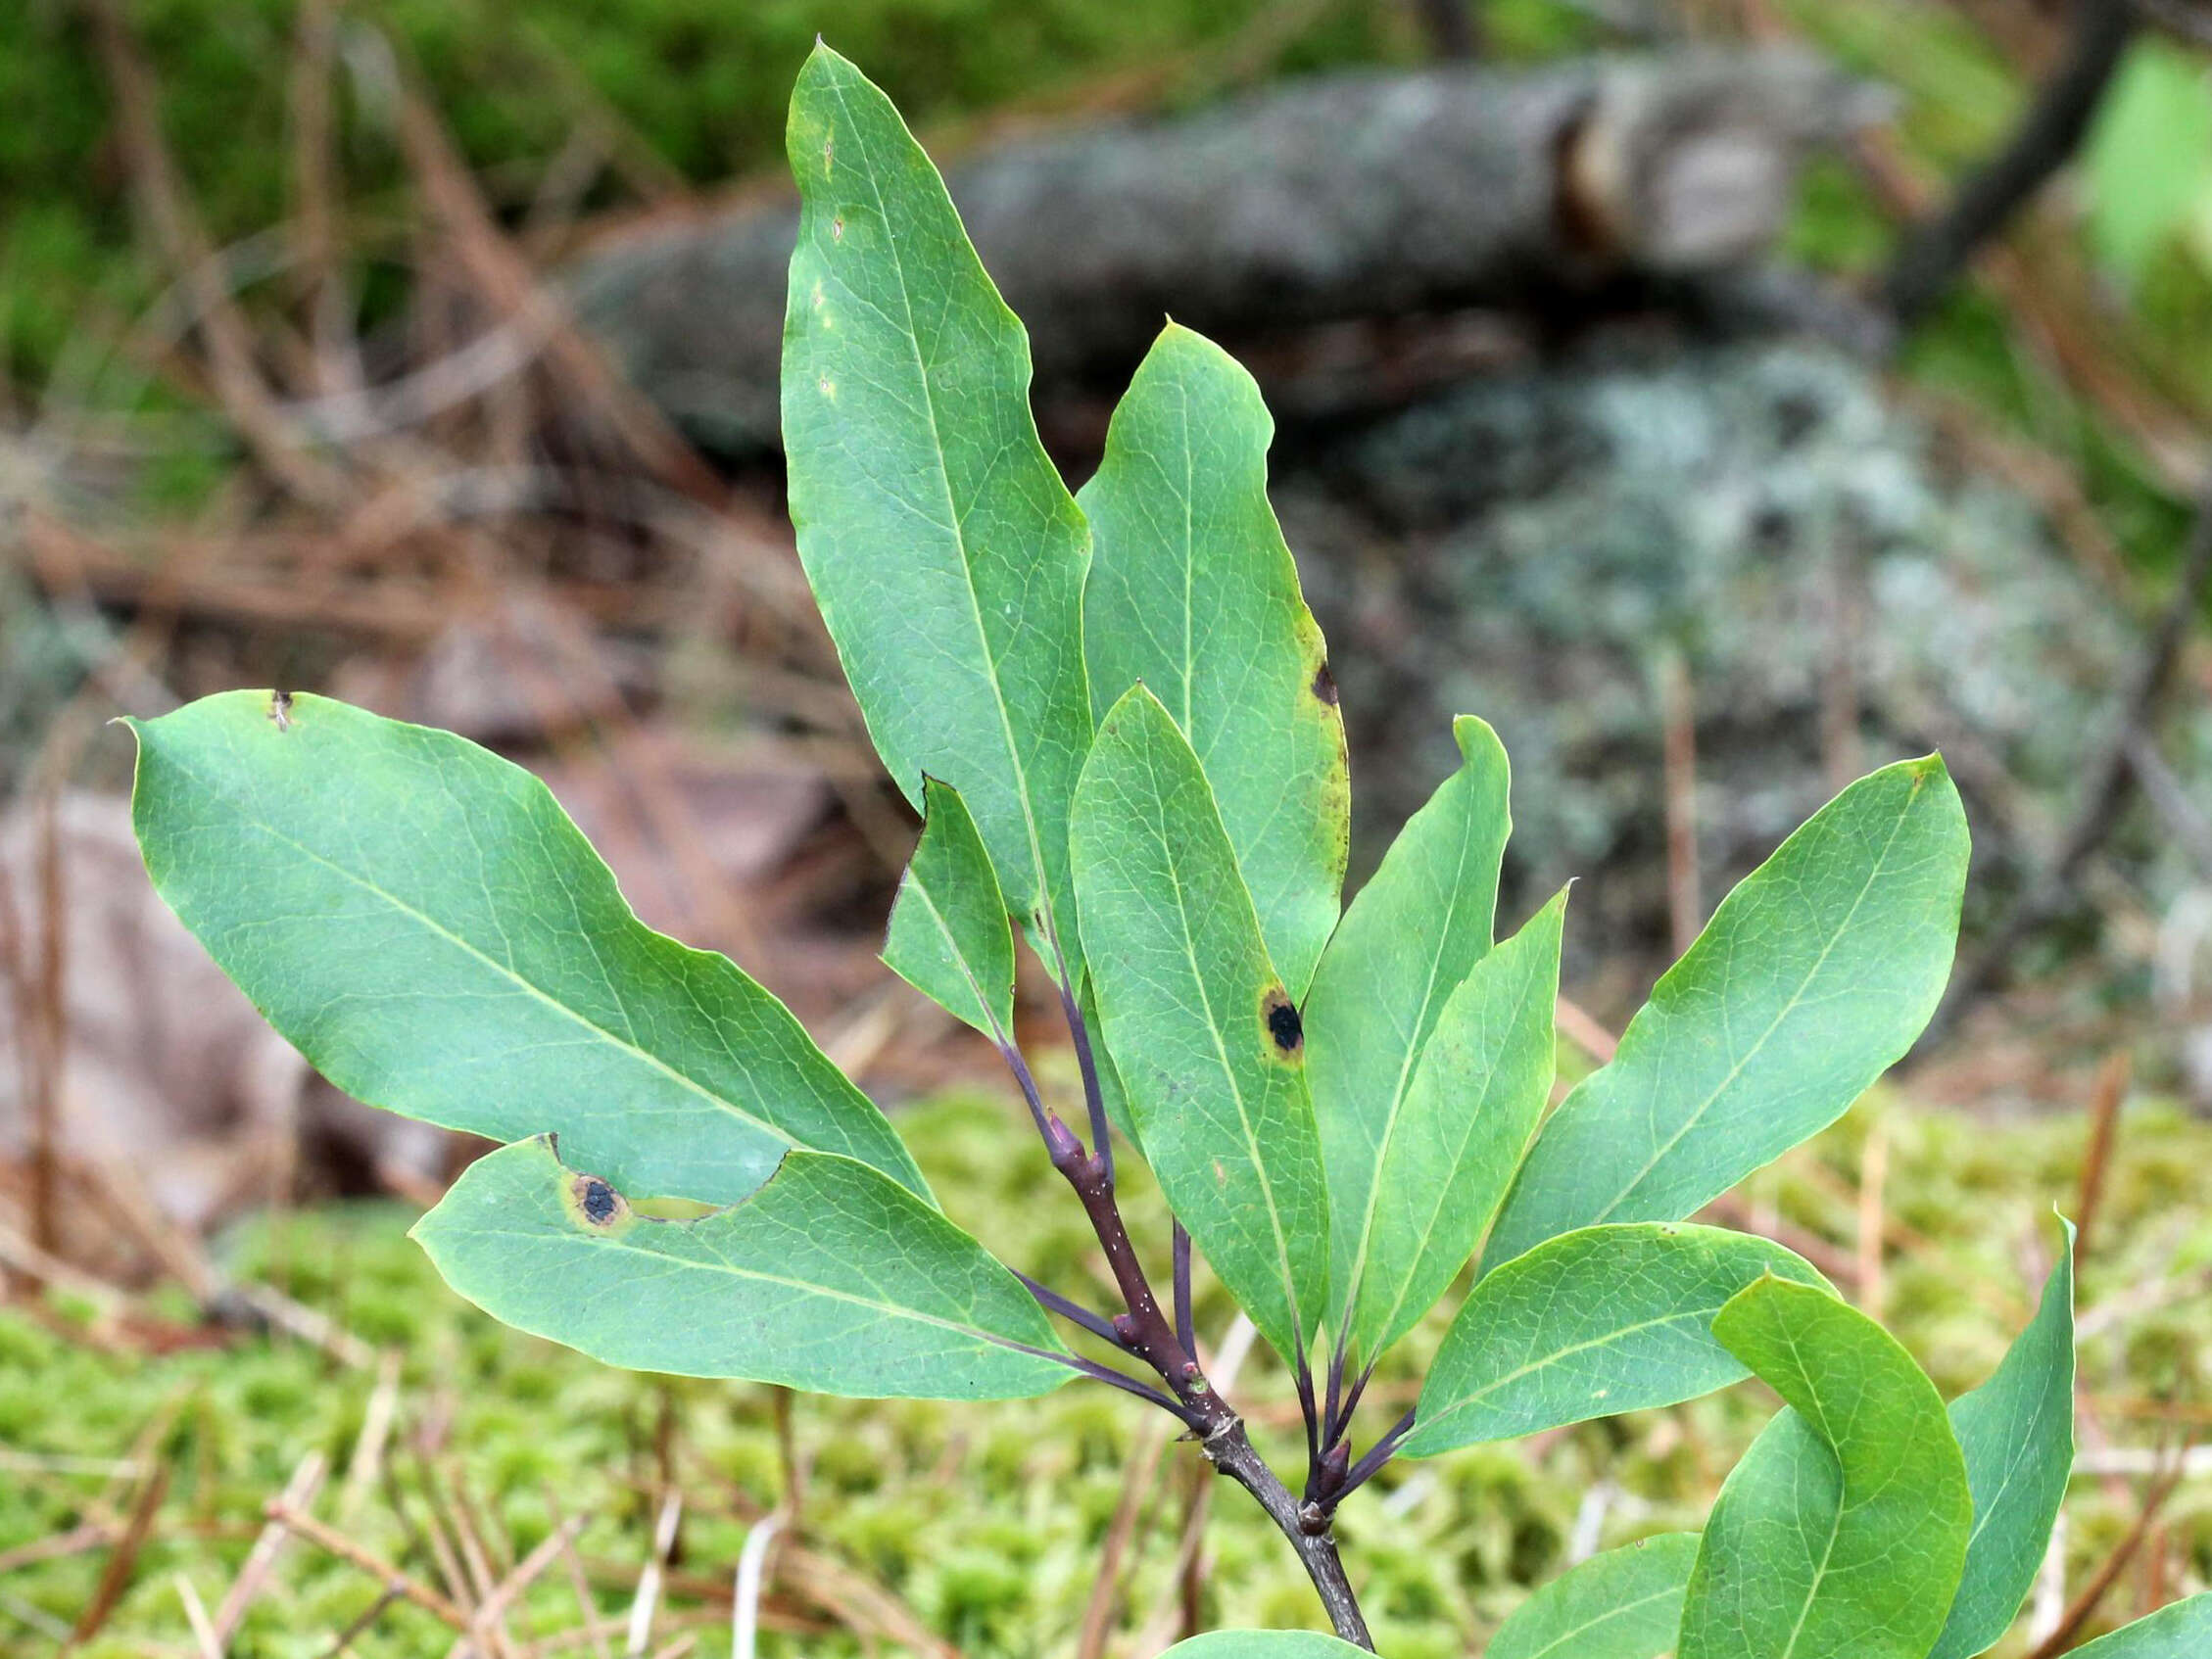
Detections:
[1262, 986, 1304, 1061]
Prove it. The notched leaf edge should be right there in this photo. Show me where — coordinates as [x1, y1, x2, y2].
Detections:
[525, 1131, 758, 1238]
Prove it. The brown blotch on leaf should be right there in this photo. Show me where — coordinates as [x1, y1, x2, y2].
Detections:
[571, 1173, 627, 1229]
[268, 689, 294, 732]
[1261, 986, 1304, 1061]
[1311, 662, 1339, 706]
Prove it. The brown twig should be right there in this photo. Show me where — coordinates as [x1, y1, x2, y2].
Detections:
[386, 54, 724, 510]
[1075, 1418, 1175, 1659]
[1884, 0, 2139, 326]
[625, 1491, 684, 1658]
[72, 1457, 170, 1642]
[544, 1484, 615, 1659]
[81, 0, 347, 504]
[265, 1499, 472, 1632]
[174, 1571, 222, 1659]
[473, 1514, 586, 1638]
[1554, 996, 1620, 1066]
[215, 1451, 328, 1642]
[2075, 1051, 2133, 1263]
[2023, 1452, 2191, 1657]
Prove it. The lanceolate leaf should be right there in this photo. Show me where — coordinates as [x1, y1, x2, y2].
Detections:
[1079, 322, 1349, 998]
[1344, 889, 1565, 1365]
[1931, 1219, 2077, 1659]
[412, 1137, 1069, 1399]
[1485, 1534, 1700, 1659]
[1402, 1224, 1829, 1457]
[127, 691, 925, 1209]
[1071, 686, 1331, 1366]
[1309, 717, 1512, 1342]
[2065, 1594, 2212, 1657]
[884, 778, 1017, 1039]
[1159, 1636, 1370, 1657]
[783, 43, 1093, 984]
[1487, 756, 1967, 1269]
[1677, 1277, 1972, 1659]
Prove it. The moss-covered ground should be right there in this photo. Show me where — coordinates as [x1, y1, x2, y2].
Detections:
[5, 1084, 2208, 1656]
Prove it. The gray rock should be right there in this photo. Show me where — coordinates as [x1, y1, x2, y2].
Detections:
[1275, 336, 2170, 990]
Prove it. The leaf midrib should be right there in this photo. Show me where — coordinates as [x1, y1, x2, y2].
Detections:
[468, 1220, 1024, 1350]
[824, 69, 1056, 926]
[1337, 781, 1485, 1352]
[906, 865, 1008, 1040]
[164, 753, 797, 1150]
[1590, 779, 1927, 1226]
[1515, 1581, 1686, 1659]
[1141, 734, 1309, 1353]
[1363, 955, 1547, 1351]
[1420, 1301, 1730, 1444]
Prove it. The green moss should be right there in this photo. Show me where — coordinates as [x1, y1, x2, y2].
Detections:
[0, 0, 1393, 383]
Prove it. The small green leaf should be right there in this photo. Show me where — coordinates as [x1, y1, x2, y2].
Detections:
[1071, 685, 1331, 1365]
[127, 691, 925, 1208]
[1485, 1534, 1700, 1659]
[411, 1137, 1069, 1399]
[1080, 322, 1349, 998]
[1159, 1636, 1369, 1657]
[783, 43, 1093, 985]
[1677, 1277, 1971, 1659]
[1402, 1224, 1829, 1457]
[2066, 1594, 2212, 1657]
[1487, 756, 1967, 1269]
[1931, 1219, 2077, 1659]
[2086, 42, 2212, 286]
[1343, 888, 1565, 1365]
[1309, 717, 1512, 1343]
[884, 778, 1017, 1039]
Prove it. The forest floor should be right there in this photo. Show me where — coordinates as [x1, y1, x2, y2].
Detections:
[5, 1086, 2208, 1658]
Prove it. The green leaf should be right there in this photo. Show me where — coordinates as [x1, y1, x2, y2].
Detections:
[1071, 685, 1331, 1365]
[1308, 717, 1512, 1344]
[1931, 1219, 2077, 1659]
[2066, 1595, 2212, 1658]
[1078, 322, 1349, 998]
[884, 778, 1017, 1040]
[783, 43, 1093, 984]
[1402, 1224, 1829, 1457]
[411, 1137, 1069, 1399]
[1158, 1636, 1369, 1657]
[126, 691, 925, 1208]
[2086, 42, 2212, 287]
[1485, 1534, 1701, 1659]
[1677, 1277, 1972, 1659]
[1486, 756, 1967, 1269]
[1342, 888, 1565, 1365]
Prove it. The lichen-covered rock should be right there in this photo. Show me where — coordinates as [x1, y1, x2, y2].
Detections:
[1277, 337, 2165, 991]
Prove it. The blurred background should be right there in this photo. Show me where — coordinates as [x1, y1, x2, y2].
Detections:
[4, 0, 2212, 1652]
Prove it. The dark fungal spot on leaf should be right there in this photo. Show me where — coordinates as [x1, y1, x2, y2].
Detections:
[1261, 986, 1304, 1061]
[567, 1171, 631, 1231]
[580, 1178, 617, 1224]
[1311, 662, 1338, 706]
